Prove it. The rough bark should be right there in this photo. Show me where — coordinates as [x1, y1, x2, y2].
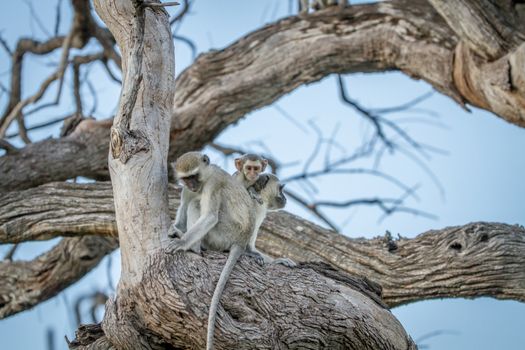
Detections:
[94, 0, 174, 285]
[1, 182, 523, 319]
[0, 235, 117, 319]
[68, 252, 416, 350]
[3, 0, 525, 192]
[0, 182, 116, 244]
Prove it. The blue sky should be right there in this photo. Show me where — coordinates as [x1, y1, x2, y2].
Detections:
[1, 1, 524, 349]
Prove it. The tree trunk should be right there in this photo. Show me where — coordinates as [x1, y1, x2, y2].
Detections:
[79, 0, 416, 348]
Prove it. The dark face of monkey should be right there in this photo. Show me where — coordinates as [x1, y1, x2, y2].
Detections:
[253, 174, 287, 210]
[174, 153, 211, 193]
[180, 174, 201, 192]
[275, 184, 286, 208]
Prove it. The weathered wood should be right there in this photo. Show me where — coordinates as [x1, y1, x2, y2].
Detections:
[1, 182, 524, 319]
[94, 0, 174, 285]
[428, 0, 525, 59]
[3, 0, 525, 192]
[74, 252, 416, 350]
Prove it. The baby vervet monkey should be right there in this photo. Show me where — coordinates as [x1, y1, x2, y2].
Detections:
[167, 152, 293, 350]
[232, 153, 268, 204]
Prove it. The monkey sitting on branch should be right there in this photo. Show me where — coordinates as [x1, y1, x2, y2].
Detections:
[167, 151, 294, 350]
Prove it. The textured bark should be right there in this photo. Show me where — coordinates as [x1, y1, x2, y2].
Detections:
[0, 235, 117, 319]
[2, 182, 523, 319]
[0, 182, 116, 244]
[3, 0, 525, 192]
[427, 0, 525, 59]
[259, 214, 525, 307]
[94, 0, 174, 286]
[69, 252, 415, 350]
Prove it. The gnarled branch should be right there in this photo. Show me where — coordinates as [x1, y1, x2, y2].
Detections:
[0, 236, 117, 319]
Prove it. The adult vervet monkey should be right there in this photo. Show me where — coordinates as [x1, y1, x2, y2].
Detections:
[167, 152, 292, 350]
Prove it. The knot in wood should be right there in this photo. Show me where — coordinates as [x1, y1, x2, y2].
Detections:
[110, 126, 150, 164]
[110, 127, 124, 160]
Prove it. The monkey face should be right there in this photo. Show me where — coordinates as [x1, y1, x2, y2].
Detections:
[243, 160, 262, 182]
[181, 174, 201, 192]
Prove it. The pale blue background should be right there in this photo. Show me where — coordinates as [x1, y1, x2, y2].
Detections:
[1, 1, 524, 349]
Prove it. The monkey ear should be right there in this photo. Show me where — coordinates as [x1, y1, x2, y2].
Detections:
[234, 158, 243, 171]
[261, 159, 268, 172]
[202, 154, 210, 165]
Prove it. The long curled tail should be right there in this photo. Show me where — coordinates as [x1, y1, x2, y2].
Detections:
[207, 245, 243, 350]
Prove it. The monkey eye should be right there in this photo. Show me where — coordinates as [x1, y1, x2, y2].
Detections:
[183, 174, 198, 181]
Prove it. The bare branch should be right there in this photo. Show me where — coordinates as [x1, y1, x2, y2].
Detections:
[5, 113, 73, 138]
[0, 27, 74, 138]
[3, 244, 19, 261]
[169, 0, 190, 26]
[54, 0, 63, 36]
[0, 139, 18, 154]
[0, 235, 117, 319]
[172, 34, 197, 60]
[284, 189, 339, 231]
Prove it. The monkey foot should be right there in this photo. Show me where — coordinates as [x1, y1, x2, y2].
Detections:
[272, 258, 296, 268]
[244, 251, 266, 266]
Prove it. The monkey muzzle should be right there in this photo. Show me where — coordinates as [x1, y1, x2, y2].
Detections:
[276, 184, 287, 208]
[181, 175, 201, 192]
[275, 195, 287, 209]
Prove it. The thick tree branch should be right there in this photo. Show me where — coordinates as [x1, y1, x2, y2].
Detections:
[0, 182, 116, 243]
[0, 235, 117, 319]
[1, 182, 523, 313]
[259, 214, 525, 307]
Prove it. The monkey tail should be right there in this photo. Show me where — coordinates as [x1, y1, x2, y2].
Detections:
[207, 244, 243, 350]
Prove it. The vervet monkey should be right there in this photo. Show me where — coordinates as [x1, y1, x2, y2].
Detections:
[167, 152, 292, 350]
[232, 153, 268, 204]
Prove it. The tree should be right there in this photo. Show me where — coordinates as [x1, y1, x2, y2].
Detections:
[0, 0, 524, 349]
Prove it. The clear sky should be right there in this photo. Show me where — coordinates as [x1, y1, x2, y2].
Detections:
[1, 1, 524, 349]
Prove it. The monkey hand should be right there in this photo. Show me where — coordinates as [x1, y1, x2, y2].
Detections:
[271, 257, 296, 268]
[166, 238, 189, 254]
[168, 225, 184, 238]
